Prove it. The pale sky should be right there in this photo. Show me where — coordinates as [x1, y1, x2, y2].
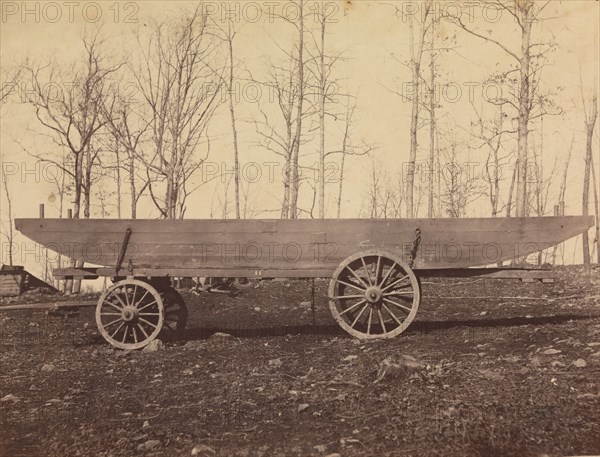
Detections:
[0, 0, 599, 276]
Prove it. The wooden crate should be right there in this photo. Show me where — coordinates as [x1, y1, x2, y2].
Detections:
[0, 265, 25, 297]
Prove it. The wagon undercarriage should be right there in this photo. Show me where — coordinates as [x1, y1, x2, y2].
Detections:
[53, 254, 555, 350]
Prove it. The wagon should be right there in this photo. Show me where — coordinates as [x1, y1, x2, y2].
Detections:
[15, 215, 594, 349]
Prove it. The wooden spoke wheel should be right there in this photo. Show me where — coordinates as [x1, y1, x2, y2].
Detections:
[95, 279, 165, 350]
[160, 287, 188, 338]
[328, 250, 421, 339]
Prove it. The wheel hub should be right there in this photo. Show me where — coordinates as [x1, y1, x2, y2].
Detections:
[121, 306, 139, 323]
[364, 286, 383, 304]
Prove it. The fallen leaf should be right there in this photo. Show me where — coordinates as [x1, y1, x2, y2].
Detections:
[0, 394, 19, 403]
[268, 358, 282, 368]
[191, 444, 216, 456]
[297, 403, 310, 412]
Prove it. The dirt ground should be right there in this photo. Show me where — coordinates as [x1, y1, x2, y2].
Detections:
[1, 266, 599, 457]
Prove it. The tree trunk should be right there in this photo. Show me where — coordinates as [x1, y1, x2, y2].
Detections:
[130, 153, 137, 219]
[428, 25, 436, 219]
[407, 60, 420, 218]
[506, 163, 517, 217]
[227, 28, 241, 219]
[318, 12, 326, 219]
[1, 167, 13, 265]
[515, 19, 532, 217]
[115, 142, 122, 219]
[289, 1, 304, 219]
[591, 157, 600, 264]
[582, 93, 598, 270]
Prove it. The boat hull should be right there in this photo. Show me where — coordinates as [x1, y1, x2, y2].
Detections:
[14, 216, 594, 275]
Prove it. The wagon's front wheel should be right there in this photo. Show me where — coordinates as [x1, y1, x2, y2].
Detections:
[328, 250, 420, 339]
[96, 279, 165, 350]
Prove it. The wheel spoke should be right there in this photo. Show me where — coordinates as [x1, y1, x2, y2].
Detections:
[104, 301, 123, 312]
[367, 308, 373, 334]
[377, 309, 387, 333]
[132, 325, 138, 344]
[121, 326, 129, 343]
[384, 290, 414, 298]
[381, 302, 403, 326]
[103, 317, 123, 328]
[134, 290, 150, 308]
[139, 312, 161, 316]
[340, 299, 367, 316]
[138, 300, 158, 312]
[384, 297, 412, 313]
[374, 256, 381, 286]
[345, 266, 369, 289]
[359, 257, 372, 286]
[123, 286, 131, 307]
[336, 279, 366, 293]
[129, 285, 137, 307]
[378, 262, 397, 287]
[382, 275, 410, 293]
[100, 312, 122, 316]
[137, 323, 149, 339]
[110, 322, 125, 338]
[332, 294, 364, 300]
[109, 290, 127, 308]
[350, 303, 369, 328]
[139, 317, 159, 329]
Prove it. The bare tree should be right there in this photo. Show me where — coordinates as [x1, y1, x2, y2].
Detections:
[551, 134, 574, 265]
[439, 141, 482, 218]
[452, 0, 557, 217]
[212, 15, 243, 219]
[101, 83, 152, 219]
[468, 104, 509, 217]
[23, 32, 119, 293]
[24, 32, 118, 221]
[133, 7, 224, 219]
[581, 88, 598, 270]
[253, 3, 311, 219]
[329, 99, 372, 217]
[303, 0, 344, 218]
[591, 155, 600, 264]
[400, 3, 432, 217]
[362, 154, 402, 219]
[1, 65, 24, 103]
[1, 165, 13, 265]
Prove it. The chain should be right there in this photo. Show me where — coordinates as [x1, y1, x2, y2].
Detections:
[409, 227, 421, 268]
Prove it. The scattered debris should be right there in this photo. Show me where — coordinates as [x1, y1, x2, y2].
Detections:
[374, 355, 426, 383]
[0, 394, 19, 403]
[142, 340, 164, 353]
[542, 348, 562, 355]
[298, 403, 310, 413]
[572, 359, 587, 368]
[191, 444, 216, 456]
[41, 364, 55, 372]
[209, 332, 233, 340]
[268, 358, 282, 368]
[137, 440, 161, 452]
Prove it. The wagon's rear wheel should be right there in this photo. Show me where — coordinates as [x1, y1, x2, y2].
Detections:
[328, 250, 420, 339]
[96, 279, 164, 350]
[160, 287, 188, 339]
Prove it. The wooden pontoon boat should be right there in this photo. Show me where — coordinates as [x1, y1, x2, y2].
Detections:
[14, 215, 594, 349]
